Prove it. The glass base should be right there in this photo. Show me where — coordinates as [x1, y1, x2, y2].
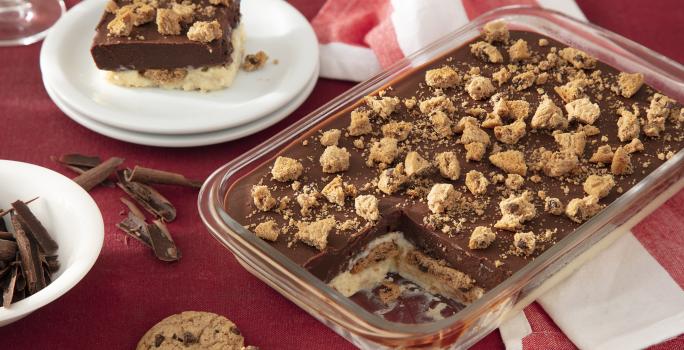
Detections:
[0, 0, 65, 46]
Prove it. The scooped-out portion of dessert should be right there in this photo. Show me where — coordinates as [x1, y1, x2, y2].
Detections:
[224, 20, 684, 323]
[91, 0, 242, 92]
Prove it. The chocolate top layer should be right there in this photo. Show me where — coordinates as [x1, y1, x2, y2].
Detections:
[91, 0, 241, 71]
[223, 30, 683, 294]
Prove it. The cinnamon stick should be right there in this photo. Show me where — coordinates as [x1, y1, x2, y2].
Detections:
[126, 166, 203, 189]
[116, 170, 176, 222]
[73, 157, 124, 191]
[12, 200, 58, 254]
[10, 215, 45, 294]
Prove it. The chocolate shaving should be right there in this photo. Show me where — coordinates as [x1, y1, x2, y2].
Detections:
[120, 197, 146, 220]
[126, 166, 203, 189]
[56, 154, 103, 168]
[0, 231, 13, 240]
[45, 255, 60, 273]
[12, 200, 58, 254]
[10, 215, 46, 294]
[2, 263, 18, 308]
[73, 157, 124, 191]
[148, 220, 180, 262]
[117, 170, 176, 222]
[116, 212, 152, 248]
[0, 239, 17, 261]
[53, 155, 116, 188]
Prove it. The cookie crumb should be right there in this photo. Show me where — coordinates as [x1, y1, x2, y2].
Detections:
[251, 185, 276, 211]
[320, 146, 351, 173]
[272, 156, 303, 182]
[427, 183, 459, 214]
[355, 195, 379, 221]
[242, 51, 269, 72]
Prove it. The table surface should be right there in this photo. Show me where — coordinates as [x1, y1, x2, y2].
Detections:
[0, 0, 682, 349]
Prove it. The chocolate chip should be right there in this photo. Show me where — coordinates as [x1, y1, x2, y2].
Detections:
[154, 334, 165, 347]
[230, 326, 241, 335]
[182, 331, 198, 345]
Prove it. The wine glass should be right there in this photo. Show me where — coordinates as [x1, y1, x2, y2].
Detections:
[0, 0, 65, 46]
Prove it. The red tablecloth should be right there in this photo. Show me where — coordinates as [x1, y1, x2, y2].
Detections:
[0, 1, 682, 349]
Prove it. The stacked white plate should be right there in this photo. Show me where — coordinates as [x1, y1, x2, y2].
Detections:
[40, 0, 319, 147]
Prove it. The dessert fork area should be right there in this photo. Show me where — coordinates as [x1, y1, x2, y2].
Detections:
[0, 0, 683, 349]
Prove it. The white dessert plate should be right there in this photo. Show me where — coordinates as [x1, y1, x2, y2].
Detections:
[43, 64, 319, 147]
[0, 161, 104, 326]
[40, 0, 319, 135]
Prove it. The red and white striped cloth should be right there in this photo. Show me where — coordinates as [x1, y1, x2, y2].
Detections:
[311, 1, 684, 349]
[311, 0, 584, 81]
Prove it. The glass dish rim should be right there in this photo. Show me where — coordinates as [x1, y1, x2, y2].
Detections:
[198, 4, 684, 341]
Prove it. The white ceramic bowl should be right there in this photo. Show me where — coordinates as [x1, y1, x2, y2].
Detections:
[0, 160, 103, 326]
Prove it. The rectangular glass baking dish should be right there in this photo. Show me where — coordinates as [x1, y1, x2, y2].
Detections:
[198, 6, 684, 349]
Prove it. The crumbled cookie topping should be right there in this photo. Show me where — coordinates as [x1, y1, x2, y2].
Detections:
[495, 191, 536, 231]
[544, 197, 564, 215]
[366, 96, 400, 118]
[471, 41, 503, 63]
[610, 146, 633, 175]
[531, 97, 568, 130]
[272, 156, 303, 182]
[565, 196, 601, 223]
[187, 20, 222, 43]
[466, 76, 496, 100]
[425, 66, 461, 88]
[583, 174, 615, 198]
[321, 176, 354, 206]
[468, 226, 496, 249]
[320, 146, 351, 173]
[378, 164, 408, 195]
[465, 170, 489, 195]
[513, 231, 536, 256]
[427, 184, 459, 214]
[404, 151, 431, 176]
[489, 150, 527, 176]
[508, 39, 530, 62]
[254, 220, 279, 241]
[355, 195, 380, 221]
[368, 138, 399, 167]
[296, 217, 335, 250]
[320, 129, 342, 146]
[349, 108, 373, 136]
[617, 72, 644, 98]
[482, 20, 509, 43]
[617, 107, 640, 142]
[435, 152, 461, 180]
[565, 98, 600, 125]
[559, 47, 596, 69]
[382, 121, 412, 141]
[251, 185, 276, 212]
[156, 8, 181, 35]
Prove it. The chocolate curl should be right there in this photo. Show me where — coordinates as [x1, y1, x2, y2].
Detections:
[73, 157, 124, 191]
[10, 215, 46, 295]
[11, 200, 58, 255]
[127, 166, 203, 189]
[116, 170, 176, 222]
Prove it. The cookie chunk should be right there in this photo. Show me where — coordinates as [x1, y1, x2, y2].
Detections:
[583, 174, 615, 199]
[468, 226, 496, 249]
[565, 98, 600, 125]
[482, 20, 509, 43]
[465, 170, 489, 195]
[466, 76, 495, 100]
[427, 183, 459, 214]
[296, 217, 336, 250]
[489, 150, 527, 176]
[355, 195, 379, 221]
[272, 156, 303, 182]
[470, 41, 503, 63]
[425, 66, 461, 88]
[137, 311, 246, 350]
[187, 21, 222, 43]
[320, 146, 351, 173]
[435, 152, 461, 180]
[617, 72, 644, 98]
[254, 220, 279, 241]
